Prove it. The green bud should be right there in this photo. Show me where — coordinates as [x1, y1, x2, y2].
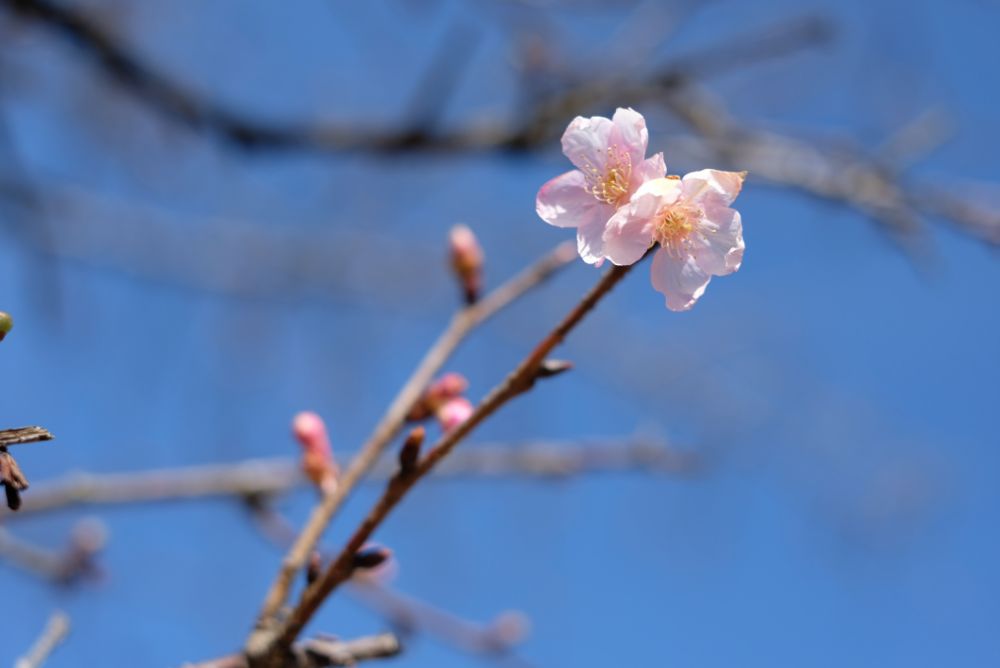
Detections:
[0, 312, 12, 341]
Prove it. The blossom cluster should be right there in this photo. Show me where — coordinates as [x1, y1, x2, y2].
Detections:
[536, 108, 746, 311]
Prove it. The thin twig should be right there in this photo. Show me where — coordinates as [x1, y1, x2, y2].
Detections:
[351, 578, 529, 657]
[15, 611, 70, 668]
[251, 241, 576, 633]
[244, 498, 533, 661]
[0, 426, 54, 447]
[249, 257, 639, 663]
[0, 521, 105, 583]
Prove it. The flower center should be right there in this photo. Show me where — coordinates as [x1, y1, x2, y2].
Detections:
[585, 145, 632, 206]
[652, 201, 701, 257]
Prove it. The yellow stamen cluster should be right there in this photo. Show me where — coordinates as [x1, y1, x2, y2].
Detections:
[584, 145, 633, 206]
[653, 201, 702, 257]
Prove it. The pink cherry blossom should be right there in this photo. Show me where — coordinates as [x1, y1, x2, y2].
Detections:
[536, 108, 666, 265]
[603, 169, 746, 311]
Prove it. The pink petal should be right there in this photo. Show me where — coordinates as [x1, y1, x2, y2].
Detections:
[632, 152, 667, 190]
[650, 248, 712, 312]
[602, 190, 662, 267]
[682, 169, 746, 206]
[561, 114, 614, 174]
[536, 170, 602, 229]
[692, 204, 744, 276]
[576, 217, 610, 265]
[610, 107, 649, 167]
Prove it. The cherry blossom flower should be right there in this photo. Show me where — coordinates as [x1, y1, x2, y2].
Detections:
[603, 170, 746, 311]
[536, 108, 666, 264]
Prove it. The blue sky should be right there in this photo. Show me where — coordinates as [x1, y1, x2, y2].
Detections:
[1, 1, 998, 666]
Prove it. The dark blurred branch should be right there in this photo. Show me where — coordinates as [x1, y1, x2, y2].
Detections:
[15, 611, 70, 668]
[0, 0, 830, 154]
[654, 81, 1000, 251]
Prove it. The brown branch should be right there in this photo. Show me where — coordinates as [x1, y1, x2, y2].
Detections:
[15, 611, 70, 668]
[0, 426, 53, 447]
[250, 241, 576, 633]
[244, 499, 532, 660]
[247, 257, 639, 664]
[187, 633, 401, 668]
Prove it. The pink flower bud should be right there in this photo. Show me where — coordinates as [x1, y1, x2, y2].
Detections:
[292, 411, 338, 493]
[408, 372, 469, 421]
[436, 396, 474, 433]
[449, 224, 484, 304]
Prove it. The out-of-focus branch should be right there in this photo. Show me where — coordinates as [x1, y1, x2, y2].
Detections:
[0, 437, 694, 519]
[15, 611, 70, 668]
[250, 241, 576, 636]
[248, 258, 640, 664]
[187, 633, 401, 668]
[653, 82, 1000, 251]
[0, 520, 105, 583]
[351, 578, 530, 657]
[0, 0, 830, 155]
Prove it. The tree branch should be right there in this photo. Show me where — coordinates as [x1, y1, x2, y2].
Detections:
[247, 256, 640, 664]
[250, 241, 575, 633]
[0, 426, 54, 447]
[187, 633, 400, 668]
[15, 611, 70, 668]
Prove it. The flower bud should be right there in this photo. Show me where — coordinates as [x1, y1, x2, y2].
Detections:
[436, 396, 474, 433]
[449, 224, 484, 304]
[292, 411, 338, 494]
[407, 372, 469, 421]
[352, 544, 392, 571]
[0, 311, 12, 342]
[398, 426, 425, 475]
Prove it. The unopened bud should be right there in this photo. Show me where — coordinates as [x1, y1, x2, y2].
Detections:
[0, 312, 11, 342]
[436, 396, 474, 433]
[352, 545, 392, 571]
[408, 372, 469, 421]
[537, 359, 573, 378]
[449, 224, 484, 304]
[398, 426, 425, 475]
[292, 412, 338, 493]
[306, 550, 322, 585]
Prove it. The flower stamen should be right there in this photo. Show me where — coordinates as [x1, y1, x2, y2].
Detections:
[653, 201, 701, 257]
[585, 145, 633, 206]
